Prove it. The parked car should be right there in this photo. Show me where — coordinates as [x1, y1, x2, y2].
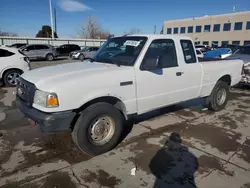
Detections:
[70, 46, 99, 61]
[195, 45, 210, 52]
[0, 46, 30, 86]
[8, 43, 27, 48]
[19, 44, 58, 61]
[228, 45, 250, 84]
[220, 44, 240, 53]
[56, 44, 81, 56]
[195, 49, 204, 58]
[16, 35, 243, 156]
[204, 48, 232, 59]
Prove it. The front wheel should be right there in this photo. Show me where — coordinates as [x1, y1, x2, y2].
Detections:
[3, 69, 21, 87]
[79, 54, 84, 61]
[72, 102, 124, 156]
[207, 81, 229, 111]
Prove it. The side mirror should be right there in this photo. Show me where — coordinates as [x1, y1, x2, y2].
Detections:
[141, 56, 160, 70]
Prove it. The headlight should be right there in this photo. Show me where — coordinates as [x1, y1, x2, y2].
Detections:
[34, 90, 59, 108]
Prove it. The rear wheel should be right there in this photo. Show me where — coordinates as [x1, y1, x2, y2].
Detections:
[207, 81, 229, 111]
[46, 53, 54, 61]
[72, 102, 124, 156]
[3, 69, 21, 87]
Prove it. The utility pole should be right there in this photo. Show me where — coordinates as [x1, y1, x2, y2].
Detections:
[154, 25, 156, 34]
[54, 8, 57, 34]
[49, 0, 54, 39]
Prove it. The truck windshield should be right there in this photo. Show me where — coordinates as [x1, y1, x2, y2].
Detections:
[92, 36, 147, 66]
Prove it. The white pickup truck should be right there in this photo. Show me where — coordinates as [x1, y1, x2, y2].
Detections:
[16, 35, 243, 156]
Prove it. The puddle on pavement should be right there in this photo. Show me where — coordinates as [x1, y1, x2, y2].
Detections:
[198, 155, 233, 176]
[164, 122, 242, 154]
[42, 171, 76, 188]
[81, 169, 121, 188]
[0, 125, 91, 177]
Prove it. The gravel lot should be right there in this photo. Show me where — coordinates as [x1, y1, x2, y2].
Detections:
[0, 60, 250, 188]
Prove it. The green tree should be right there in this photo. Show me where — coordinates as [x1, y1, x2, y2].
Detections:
[36, 25, 58, 38]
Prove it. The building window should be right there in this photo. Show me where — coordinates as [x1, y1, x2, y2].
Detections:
[188, 26, 193, 33]
[203, 41, 209, 45]
[213, 24, 220, 32]
[195, 41, 200, 45]
[232, 41, 240, 45]
[174, 27, 179, 34]
[167, 28, 172, 34]
[223, 23, 231, 31]
[196, 25, 202, 33]
[246, 21, 250, 30]
[234, 22, 243, 30]
[204, 25, 211, 32]
[221, 41, 229, 46]
[244, 41, 250, 45]
[180, 27, 186, 33]
[212, 41, 218, 47]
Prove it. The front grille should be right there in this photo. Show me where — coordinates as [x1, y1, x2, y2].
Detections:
[16, 77, 36, 107]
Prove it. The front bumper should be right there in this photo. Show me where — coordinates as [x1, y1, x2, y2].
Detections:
[70, 53, 80, 59]
[16, 97, 76, 133]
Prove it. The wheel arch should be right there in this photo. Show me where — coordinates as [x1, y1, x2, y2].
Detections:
[218, 74, 231, 86]
[70, 96, 128, 129]
[2, 68, 23, 78]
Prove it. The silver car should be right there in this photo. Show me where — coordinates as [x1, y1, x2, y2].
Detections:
[70, 46, 99, 61]
[20, 44, 58, 61]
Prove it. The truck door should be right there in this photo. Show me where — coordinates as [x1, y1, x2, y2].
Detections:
[179, 39, 202, 100]
[135, 38, 187, 114]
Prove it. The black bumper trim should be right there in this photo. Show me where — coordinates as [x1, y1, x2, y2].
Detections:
[16, 97, 76, 133]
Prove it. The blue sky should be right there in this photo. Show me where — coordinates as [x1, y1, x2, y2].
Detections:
[0, 0, 250, 38]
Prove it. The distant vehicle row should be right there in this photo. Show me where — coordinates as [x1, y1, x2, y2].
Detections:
[7, 43, 100, 61]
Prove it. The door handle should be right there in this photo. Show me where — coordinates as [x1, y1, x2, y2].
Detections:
[176, 72, 184, 76]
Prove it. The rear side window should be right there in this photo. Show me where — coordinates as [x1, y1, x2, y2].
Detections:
[26, 45, 35, 51]
[0, 49, 15, 57]
[143, 39, 178, 68]
[180, 40, 197, 64]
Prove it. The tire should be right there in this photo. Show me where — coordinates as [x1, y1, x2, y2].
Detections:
[72, 102, 124, 156]
[79, 54, 84, 61]
[207, 81, 229, 111]
[46, 53, 54, 61]
[3, 69, 22, 87]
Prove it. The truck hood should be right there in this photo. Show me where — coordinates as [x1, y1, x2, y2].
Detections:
[21, 61, 116, 88]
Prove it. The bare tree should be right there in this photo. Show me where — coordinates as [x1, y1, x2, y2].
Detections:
[0, 29, 18, 37]
[124, 28, 140, 35]
[78, 16, 111, 39]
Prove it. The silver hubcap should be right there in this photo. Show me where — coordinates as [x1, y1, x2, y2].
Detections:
[7, 72, 20, 85]
[216, 88, 227, 105]
[48, 55, 53, 60]
[88, 116, 115, 145]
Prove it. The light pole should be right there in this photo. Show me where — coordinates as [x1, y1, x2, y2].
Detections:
[49, 0, 54, 39]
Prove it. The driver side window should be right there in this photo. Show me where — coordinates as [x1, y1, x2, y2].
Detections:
[142, 39, 178, 69]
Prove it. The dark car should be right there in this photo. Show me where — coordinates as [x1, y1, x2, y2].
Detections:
[8, 43, 27, 48]
[56, 44, 81, 56]
[220, 44, 240, 53]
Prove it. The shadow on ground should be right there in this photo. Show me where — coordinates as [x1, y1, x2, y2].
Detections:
[149, 132, 198, 188]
